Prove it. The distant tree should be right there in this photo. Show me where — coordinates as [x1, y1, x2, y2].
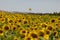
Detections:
[28, 8, 32, 11]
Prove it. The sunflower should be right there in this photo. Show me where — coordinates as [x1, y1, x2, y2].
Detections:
[0, 22, 4, 28]
[14, 18, 22, 25]
[44, 34, 49, 40]
[19, 25, 24, 30]
[24, 31, 36, 40]
[24, 36, 35, 40]
[7, 17, 15, 25]
[0, 11, 6, 17]
[31, 26, 39, 33]
[14, 36, 19, 40]
[40, 22, 48, 30]
[30, 32, 39, 39]
[24, 37, 31, 40]
[27, 19, 33, 26]
[10, 24, 17, 31]
[0, 17, 5, 23]
[5, 13, 11, 18]
[20, 29, 27, 36]
[36, 18, 41, 24]
[57, 16, 60, 20]
[19, 34, 26, 39]
[17, 24, 23, 31]
[14, 13, 22, 19]
[10, 14, 17, 21]
[0, 14, 3, 18]
[7, 18, 14, 25]
[26, 14, 32, 19]
[49, 17, 58, 24]
[30, 16, 36, 22]
[57, 38, 60, 40]
[22, 19, 28, 24]
[25, 15, 33, 24]
[38, 30, 45, 37]
[15, 24, 21, 28]
[53, 31, 58, 37]
[45, 29, 50, 35]
[0, 28, 4, 36]
[55, 23, 60, 28]
[34, 27, 39, 31]
[2, 24, 10, 32]
[21, 20, 30, 29]
[22, 14, 27, 19]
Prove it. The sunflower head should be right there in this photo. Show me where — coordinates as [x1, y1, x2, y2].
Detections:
[0, 29, 4, 36]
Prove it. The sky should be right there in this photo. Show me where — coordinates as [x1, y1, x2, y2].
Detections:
[0, 0, 60, 13]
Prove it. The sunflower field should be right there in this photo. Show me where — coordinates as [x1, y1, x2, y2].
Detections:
[0, 11, 60, 40]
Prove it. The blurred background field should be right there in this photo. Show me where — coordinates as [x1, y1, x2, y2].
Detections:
[0, 0, 60, 13]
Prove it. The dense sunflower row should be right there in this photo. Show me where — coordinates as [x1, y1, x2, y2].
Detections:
[0, 11, 60, 40]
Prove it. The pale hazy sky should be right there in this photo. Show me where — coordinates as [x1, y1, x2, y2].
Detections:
[0, 0, 60, 13]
